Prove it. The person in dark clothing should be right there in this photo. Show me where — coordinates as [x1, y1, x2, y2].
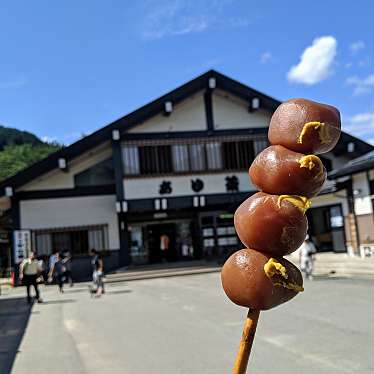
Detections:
[62, 250, 73, 287]
[15, 255, 24, 287]
[49, 253, 66, 293]
[19, 251, 43, 304]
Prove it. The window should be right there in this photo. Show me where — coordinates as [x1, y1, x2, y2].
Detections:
[237, 141, 254, 169]
[254, 139, 269, 155]
[370, 179, 374, 195]
[189, 144, 206, 171]
[156, 145, 173, 173]
[222, 141, 254, 170]
[222, 142, 237, 170]
[74, 158, 115, 187]
[35, 233, 52, 256]
[139, 146, 158, 174]
[123, 138, 259, 176]
[123, 146, 140, 175]
[139, 145, 172, 175]
[52, 230, 90, 255]
[172, 144, 189, 172]
[206, 142, 222, 170]
[34, 225, 108, 255]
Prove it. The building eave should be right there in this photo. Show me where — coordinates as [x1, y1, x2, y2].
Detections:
[328, 158, 374, 179]
[1, 69, 373, 195]
[0, 70, 281, 195]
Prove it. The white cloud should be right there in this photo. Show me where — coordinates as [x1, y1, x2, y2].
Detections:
[287, 36, 337, 85]
[142, 0, 250, 40]
[170, 17, 208, 36]
[346, 74, 374, 95]
[41, 136, 57, 143]
[260, 52, 272, 64]
[350, 41, 365, 54]
[344, 112, 374, 142]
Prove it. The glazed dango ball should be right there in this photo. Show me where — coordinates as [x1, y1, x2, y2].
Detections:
[221, 248, 303, 310]
[268, 98, 341, 154]
[221, 98, 341, 312]
[234, 192, 309, 257]
[249, 145, 326, 198]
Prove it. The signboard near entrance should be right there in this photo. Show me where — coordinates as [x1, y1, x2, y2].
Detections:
[13, 230, 31, 263]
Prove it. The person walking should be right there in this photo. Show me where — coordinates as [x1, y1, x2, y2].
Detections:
[15, 254, 24, 287]
[62, 250, 73, 287]
[48, 253, 66, 293]
[49, 249, 59, 275]
[299, 235, 317, 280]
[160, 233, 170, 263]
[90, 249, 104, 297]
[19, 251, 43, 304]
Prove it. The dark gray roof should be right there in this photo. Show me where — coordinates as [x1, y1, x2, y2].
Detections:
[328, 150, 374, 179]
[0, 69, 373, 194]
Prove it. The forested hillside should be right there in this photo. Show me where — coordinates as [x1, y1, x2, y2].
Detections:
[0, 125, 61, 181]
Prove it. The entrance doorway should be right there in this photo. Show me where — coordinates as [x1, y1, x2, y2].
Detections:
[146, 223, 176, 263]
[199, 211, 239, 262]
[307, 204, 346, 252]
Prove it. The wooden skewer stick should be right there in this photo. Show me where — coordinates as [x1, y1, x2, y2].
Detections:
[232, 308, 260, 374]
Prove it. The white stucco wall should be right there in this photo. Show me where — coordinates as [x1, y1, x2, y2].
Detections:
[127, 92, 206, 133]
[312, 192, 349, 216]
[124, 172, 255, 200]
[20, 195, 119, 249]
[353, 172, 373, 215]
[212, 90, 271, 130]
[20, 142, 112, 191]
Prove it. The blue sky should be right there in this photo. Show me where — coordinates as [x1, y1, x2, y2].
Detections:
[1, 0, 374, 145]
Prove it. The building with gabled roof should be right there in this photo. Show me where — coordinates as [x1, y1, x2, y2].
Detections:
[329, 150, 374, 256]
[0, 70, 372, 276]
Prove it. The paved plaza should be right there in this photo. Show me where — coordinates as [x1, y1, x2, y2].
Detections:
[0, 273, 373, 374]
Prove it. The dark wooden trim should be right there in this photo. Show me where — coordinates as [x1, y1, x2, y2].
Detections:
[122, 128, 268, 141]
[11, 197, 20, 230]
[1, 69, 372, 195]
[204, 89, 214, 131]
[126, 191, 251, 214]
[10, 196, 20, 267]
[112, 140, 125, 200]
[16, 185, 116, 200]
[345, 178, 361, 251]
[0, 70, 281, 194]
[123, 167, 252, 179]
[111, 140, 131, 266]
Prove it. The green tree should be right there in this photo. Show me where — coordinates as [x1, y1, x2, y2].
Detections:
[0, 143, 61, 181]
[0, 125, 42, 150]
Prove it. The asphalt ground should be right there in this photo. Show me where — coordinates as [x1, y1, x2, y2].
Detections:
[1, 273, 373, 374]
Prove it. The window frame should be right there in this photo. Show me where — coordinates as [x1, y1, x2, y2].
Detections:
[121, 136, 267, 178]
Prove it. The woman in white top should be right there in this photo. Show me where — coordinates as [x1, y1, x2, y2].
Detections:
[299, 235, 317, 280]
[20, 251, 43, 304]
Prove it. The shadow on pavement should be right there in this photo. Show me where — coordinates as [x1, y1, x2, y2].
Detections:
[41, 299, 76, 305]
[309, 275, 353, 281]
[105, 290, 132, 295]
[62, 288, 89, 294]
[0, 296, 32, 374]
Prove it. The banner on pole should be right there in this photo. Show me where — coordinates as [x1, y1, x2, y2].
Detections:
[13, 230, 31, 263]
